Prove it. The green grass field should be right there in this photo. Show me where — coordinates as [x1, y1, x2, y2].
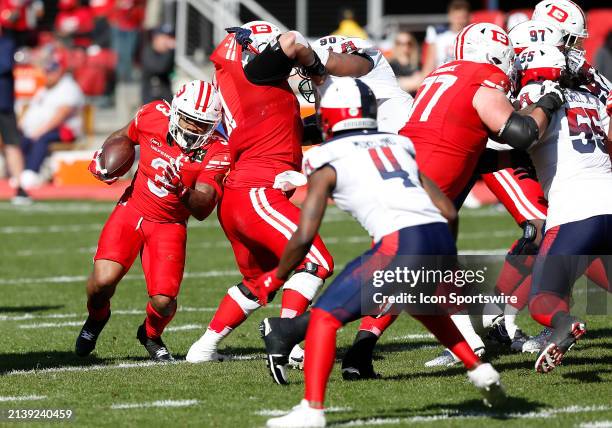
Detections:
[0, 201, 610, 427]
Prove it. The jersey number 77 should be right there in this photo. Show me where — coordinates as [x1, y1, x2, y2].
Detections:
[408, 74, 458, 122]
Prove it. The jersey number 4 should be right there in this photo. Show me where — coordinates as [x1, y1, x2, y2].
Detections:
[409, 74, 458, 122]
[368, 147, 415, 187]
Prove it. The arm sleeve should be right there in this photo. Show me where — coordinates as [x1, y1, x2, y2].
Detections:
[243, 41, 294, 85]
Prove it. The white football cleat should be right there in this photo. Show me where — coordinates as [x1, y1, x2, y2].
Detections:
[467, 363, 506, 407]
[185, 341, 229, 363]
[425, 347, 484, 367]
[266, 400, 326, 428]
[288, 344, 304, 370]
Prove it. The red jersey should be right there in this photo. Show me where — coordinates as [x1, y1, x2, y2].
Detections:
[210, 33, 303, 189]
[400, 60, 510, 200]
[123, 101, 230, 223]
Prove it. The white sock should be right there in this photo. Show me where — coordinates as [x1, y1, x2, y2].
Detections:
[482, 302, 503, 329]
[504, 305, 520, 339]
[196, 327, 230, 353]
[451, 313, 485, 350]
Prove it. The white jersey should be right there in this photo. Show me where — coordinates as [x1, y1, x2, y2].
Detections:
[314, 36, 413, 134]
[425, 25, 458, 68]
[302, 131, 446, 242]
[518, 82, 612, 230]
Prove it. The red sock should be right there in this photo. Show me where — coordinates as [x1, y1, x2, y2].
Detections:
[496, 255, 529, 296]
[510, 276, 532, 310]
[585, 258, 610, 291]
[280, 289, 310, 318]
[208, 293, 248, 334]
[529, 293, 569, 327]
[87, 300, 110, 322]
[144, 301, 176, 339]
[414, 314, 479, 369]
[304, 308, 342, 407]
[358, 314, 398, 337]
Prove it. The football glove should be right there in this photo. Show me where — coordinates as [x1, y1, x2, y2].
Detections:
[157, 159, 188, 197]
[88, 150, 118, 184]
[226, 27, 254, 51]
[252, 269, 285, 306]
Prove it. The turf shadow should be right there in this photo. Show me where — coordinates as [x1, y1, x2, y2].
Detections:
[562, 368, 612, 383]
[0, 305, 64, 313]
[0, 351, 109, 375]
[414, 396, 544, 419]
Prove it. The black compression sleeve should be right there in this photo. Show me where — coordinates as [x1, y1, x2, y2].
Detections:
[243, 42, 295, 85]
[498, 112, 540, 150]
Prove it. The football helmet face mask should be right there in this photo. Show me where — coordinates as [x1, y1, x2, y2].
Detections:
[169, 80, 222, 153]
[508, 19, 565, 54]
[454, 23, 516, 76]
[532, 0, 587, 48]
[514, 44, 566, 89]
[317, 77, 377, 141]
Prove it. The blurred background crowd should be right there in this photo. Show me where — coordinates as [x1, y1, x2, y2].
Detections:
[0, 0, 611, 204]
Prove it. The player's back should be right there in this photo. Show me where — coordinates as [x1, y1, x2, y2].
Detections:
[211, 33, 303, 189]
[519, 82, 612, 229]
[400, 60, 509, 199]
[303, 131, 446, 243]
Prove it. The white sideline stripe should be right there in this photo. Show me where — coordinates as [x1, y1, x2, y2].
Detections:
[333, 405, 612, 426]
[0, 305, 282, 322]
[111, 399, 199, 410]
[18, 322, 203, 331]
[5, 360, 182, 376]
[0, 269, 240, 285]
[580, 422, 612, 428]
[0, 395, 47, 402]
[256, 407, 352, 416]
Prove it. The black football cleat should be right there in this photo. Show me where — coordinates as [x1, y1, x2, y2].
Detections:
[259, 318, 294, 385]
[136, 324, 174, 362]
[341, 331, 381, 381]
[535, 316, 586, 373]
[75, 311, 111, 357]
[486, 320, 512, 346]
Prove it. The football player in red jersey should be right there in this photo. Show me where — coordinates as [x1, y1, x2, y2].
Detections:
[186, 21, 340, 363]
[75, 80, 230, 361]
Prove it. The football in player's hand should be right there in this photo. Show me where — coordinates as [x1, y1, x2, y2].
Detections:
[100, 136, 135, 178]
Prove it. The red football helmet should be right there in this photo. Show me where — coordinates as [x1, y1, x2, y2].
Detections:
[317, 77, 377, 140]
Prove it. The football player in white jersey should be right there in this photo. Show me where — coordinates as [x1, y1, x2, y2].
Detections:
[306, 35, 413, 135]
[257, 78, 506, 427]
[514, 44, 612, 373]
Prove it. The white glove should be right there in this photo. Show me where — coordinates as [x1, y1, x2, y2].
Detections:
[539, 80, 565, 101]
[566, 48, 586, 75]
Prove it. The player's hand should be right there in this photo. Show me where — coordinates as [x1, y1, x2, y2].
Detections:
[88, 150, 118, 184]
[535, 81, 565, 117]
[225, 27, 254, 51]
[252, 269, 285, 306]
[158, 159, 188, 197]
[566, 48, 586, 75]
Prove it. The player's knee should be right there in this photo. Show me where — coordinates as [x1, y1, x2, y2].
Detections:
[150, 295, 176, 316]
[91, 267, 122, 291]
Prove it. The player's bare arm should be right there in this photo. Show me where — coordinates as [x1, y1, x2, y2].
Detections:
[324, 52, 373, 78]
[179, 179, 222, 221]
[473, 85, 564, 150]
[276, 166, 336, 280]
[419, 171, 458, 240]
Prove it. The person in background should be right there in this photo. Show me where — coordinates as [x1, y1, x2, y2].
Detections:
[421, 0, 470, 76]
[0, 26, 29, 204]
[109, 0, 146, 82]
[595, 31, 612, 83]
[141, 24, 175, 104]
[18, 47, 84, 188]
[388, 30, 423, 95]
[90, 0, 113, 48]
[333, 8, 368, 40]
[54, 0, 94, 48]
[0, 0, 43, 47]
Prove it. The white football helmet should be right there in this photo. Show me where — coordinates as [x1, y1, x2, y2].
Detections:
[169, 80, 222, 153]
[240, 20, 281, 59]
[453, 23, 515, 76]
[515, 44, 566, 89]
[532, 0, 587, 47]
[318, 77, 377, 140]
[508, 19, 565, 54]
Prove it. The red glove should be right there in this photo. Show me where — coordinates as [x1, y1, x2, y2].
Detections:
[252, 269, 285, 306]
[607, 91, 612, 117]
[88, 150, 118, 184]
[156, 159, 188, 197]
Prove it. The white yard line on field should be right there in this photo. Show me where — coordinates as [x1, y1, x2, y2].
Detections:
[164, 324, 203, 332]
[331, 405, 612, 426]
[390, 333, 435, 340]
[110, 399, 199, 410]
[580, 422, 612, 428]
[256, 407, 352, 416]
[0, 395, 46, 402]
[19, 321, 83, 329]
[5, 360, 180, 376]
